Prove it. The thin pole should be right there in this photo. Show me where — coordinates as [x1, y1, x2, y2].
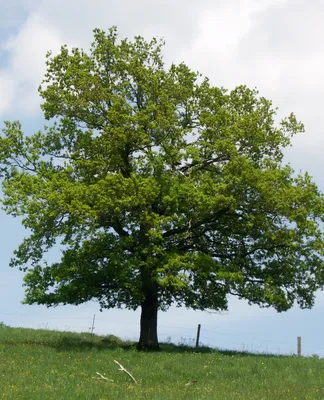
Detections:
[91, 314, 96, 334]
[297, 336, 301, 357]
[195, 324, 201, 349]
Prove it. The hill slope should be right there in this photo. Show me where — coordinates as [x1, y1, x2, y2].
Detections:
[0, 325, 323, 399]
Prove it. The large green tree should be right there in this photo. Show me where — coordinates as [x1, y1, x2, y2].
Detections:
[1, 27, 324, 350]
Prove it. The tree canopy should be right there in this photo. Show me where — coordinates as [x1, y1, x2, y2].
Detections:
[1, 27, 324, 349]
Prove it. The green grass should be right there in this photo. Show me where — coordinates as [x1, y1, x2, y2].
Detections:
[0, 325, 324, 399]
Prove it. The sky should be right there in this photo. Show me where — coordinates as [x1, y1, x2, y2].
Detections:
[1, 0, 324, 357]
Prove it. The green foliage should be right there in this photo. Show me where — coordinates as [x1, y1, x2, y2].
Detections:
[1, 27, 324, 337]
[1, 326, 324, 399]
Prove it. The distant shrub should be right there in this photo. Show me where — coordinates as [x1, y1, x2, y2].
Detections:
[178, 337, 196, 348]
[101, 334, 123, 347]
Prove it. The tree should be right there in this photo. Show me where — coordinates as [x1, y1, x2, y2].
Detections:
[1, 27, 324, 350]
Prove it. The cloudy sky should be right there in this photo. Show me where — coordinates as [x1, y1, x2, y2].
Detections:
[1, 0, 324, 356]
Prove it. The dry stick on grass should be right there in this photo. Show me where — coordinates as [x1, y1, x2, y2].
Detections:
[185, 380, 198, 386]
[114, 360, 138, 384]
[94, 372, 113, 382]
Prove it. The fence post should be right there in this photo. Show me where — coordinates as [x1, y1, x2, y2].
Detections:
[195, 324, 201, 349]
[297, 336, 301, 357]
[91, 314, 96, 334]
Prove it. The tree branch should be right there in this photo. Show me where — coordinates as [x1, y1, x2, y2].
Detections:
[163, 207, 231, 239]
[111, 219, 129, 237]
[179, 155, 230, 173]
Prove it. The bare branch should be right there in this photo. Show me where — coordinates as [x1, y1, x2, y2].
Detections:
[114, 360, 138, 384]
[93, 372, 113, 382]
[163, 207, 231, 239]
[179, 155, 230, 173]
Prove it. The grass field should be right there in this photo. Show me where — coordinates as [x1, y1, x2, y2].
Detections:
[0, 324, 324, 399]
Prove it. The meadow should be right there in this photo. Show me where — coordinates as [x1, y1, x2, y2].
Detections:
[0, 324, 323, 399]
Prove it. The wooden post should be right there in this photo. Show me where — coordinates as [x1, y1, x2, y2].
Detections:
[297, 336, 301, 357]
[195, 324, 201, 349]
[91, 314, 96, 334]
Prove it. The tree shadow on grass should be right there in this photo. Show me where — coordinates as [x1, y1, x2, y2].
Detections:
[51, 338, 288, 359]
[48, 337, 215, 353]
[49, 335, 223, 353]
[50, 334, 137, 352]
[51, 336, 287, 357]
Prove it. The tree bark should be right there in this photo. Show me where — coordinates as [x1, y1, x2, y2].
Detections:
[137, 223, 160, 351]
[137, 289, 159, 351]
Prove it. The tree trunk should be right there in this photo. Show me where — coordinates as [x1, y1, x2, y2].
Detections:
[137, 293, 159, 351]
[137, 223, 159, 351]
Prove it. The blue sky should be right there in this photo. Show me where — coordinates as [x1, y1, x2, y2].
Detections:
[1, 0, 324, 357]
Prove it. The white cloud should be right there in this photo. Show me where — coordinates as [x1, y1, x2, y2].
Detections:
[2, 0, 322, 144]
[1, 0, 205, 116]
[0, 0, 320, 117]
[0, 73, 16, 113]
[0, 12, 63, 117]
[174, 0, 324, 165]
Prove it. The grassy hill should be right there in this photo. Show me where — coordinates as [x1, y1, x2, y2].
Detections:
[0, 324, 323, 399]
